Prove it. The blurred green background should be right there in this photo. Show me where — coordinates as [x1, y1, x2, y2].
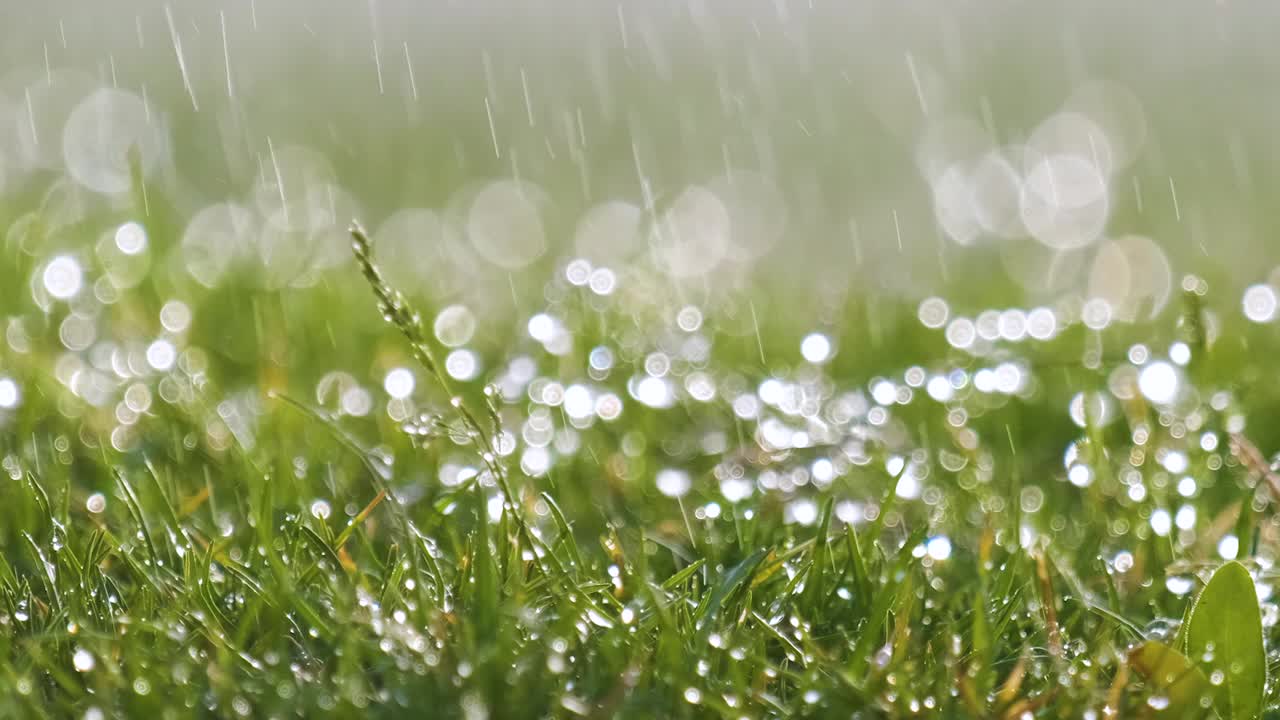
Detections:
[2, 0, 1280, 508]
[3, 0, 1278, 306]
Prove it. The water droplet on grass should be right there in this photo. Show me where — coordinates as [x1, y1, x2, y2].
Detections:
[114, 221, 147, 255]
[800, 333, 832, 364]
[656, 469, 691, 498]
[1138, 361, 1179, 405]
[72, 647, 94, 672]
[434, 305, 476, 347]
[1243, 284, 1278, 323]
[42, 255, 83, 300]
[384, 368, 414, 399]
[0, 378, 19, 409]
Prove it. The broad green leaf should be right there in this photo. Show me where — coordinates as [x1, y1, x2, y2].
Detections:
[1186, 561, 1265, 720]
[1128, 640, 1213, 718]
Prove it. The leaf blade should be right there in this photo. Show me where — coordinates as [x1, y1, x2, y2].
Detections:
[1186, 561, 1265, 720]
[1129, 640, 1213, 718]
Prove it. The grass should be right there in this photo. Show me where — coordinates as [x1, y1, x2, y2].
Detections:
[5, 153, 1280, 718]
[10, 4, 1280, 716]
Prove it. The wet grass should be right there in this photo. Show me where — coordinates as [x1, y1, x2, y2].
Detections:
[5, 203, 1280, 719]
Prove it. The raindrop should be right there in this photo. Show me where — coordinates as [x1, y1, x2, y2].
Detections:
[62, 88, 165, 194]
[656, 469, 691, 498]
[945, 318, 976, 349]
[1138, 362, 1179, 405]
[720, 477, 753, 503]
[468, 179, 548, 269]
[925, 376, 954, 402]
[1063, 81, 1148, 171]
[1218, 535, 1239, 560]
[594, 393, 622, 421]
[786, 498, 820, 526]
[707, 171, 788, 260]
[1150, 509, 1172, 536]
[0, 378, 20, 409]
[1069, 392, 1112, 428]
[648, 185, 730, 278]
[1176, 476, 1197, 497]
[1027, 112, 1115, 177]
[997, 309, 1028, 341]
[340, 387, 372, 417]
[1162, 451, 1188, 474]
[917, 297, 949, 329]
[310, 500, 332, 520]
[676, 306, 703, 332]
[182, 203, 256, 288]
[1081, 299, 1112, 330]
[1113, 551, 1135, 572]
[925, 536, 952, 561]
[632, 376, 674, 409]
[114, 222, 147, 255]
[573, 201, 642, 264]
[43, 255, 83, 300]
[1020, 154, 1109, 250]
[1020, 487, 1045, 513]
[160, 300, 192, 333]
[1174, 505, 1196, 531]
[434, 305, 477, 347]
[146, 340, 176, 372]
[800, 333, 832, 364]
[969, 150, 1025, 238]
[528, 314, 558, 343]
[565, 258, 592, 286]
[1068, 464, 1093, 488]
[931, 165, 983, 246]
[445, 350, 480, 381]
[1089, 236, 1173, 323]
[384, 368, 415, 399]
[521, 447, 551, 477]
[588, 268, 616, 295]
[589, 346, 614, 371]
[563, 385, 593, 420]
[1243, 284, 1277, 323]
[72, 647, 95, 672]
[373, 209, 468, 300]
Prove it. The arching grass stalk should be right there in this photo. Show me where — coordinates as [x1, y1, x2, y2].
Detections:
[348, 222, 540, 566]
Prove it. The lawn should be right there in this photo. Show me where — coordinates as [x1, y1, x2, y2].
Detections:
[3, 203, 1278, 717]
[5, 3, 1280, 718]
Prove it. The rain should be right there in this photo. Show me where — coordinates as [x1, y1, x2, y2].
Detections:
[3, 1, 1280, 717]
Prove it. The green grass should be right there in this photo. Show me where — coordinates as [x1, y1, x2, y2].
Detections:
[11, 5, 1280, 716]
[5, 175, 1280, 718]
